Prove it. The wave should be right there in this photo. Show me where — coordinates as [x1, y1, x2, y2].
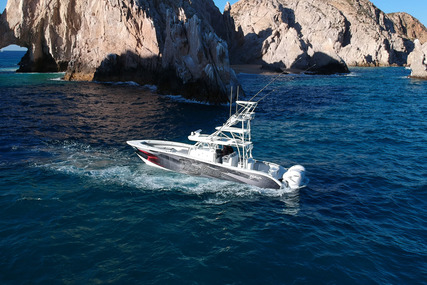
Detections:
[165, 95, 234, 106]
[91, 80, 158, 91]
[13, 71, 65, 75]
[91, 80, 139, 86]
[345, 72, 359, 77]
[165, 95, 214, 105]
[49, 76, 65, 81]
[0, 67, 18, 72]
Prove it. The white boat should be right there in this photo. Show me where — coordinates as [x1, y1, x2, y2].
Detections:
[127, 100, 308, 190]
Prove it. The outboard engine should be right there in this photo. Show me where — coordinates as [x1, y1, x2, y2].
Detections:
[282, 165, 306, 190]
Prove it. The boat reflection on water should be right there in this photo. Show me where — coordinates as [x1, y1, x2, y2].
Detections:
[280, 191, 301, 215]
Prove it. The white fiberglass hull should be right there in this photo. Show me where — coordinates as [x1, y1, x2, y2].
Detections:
[127, 140, 305, 190]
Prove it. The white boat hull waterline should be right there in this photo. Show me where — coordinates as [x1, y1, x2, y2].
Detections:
[127, 99, 308, 190]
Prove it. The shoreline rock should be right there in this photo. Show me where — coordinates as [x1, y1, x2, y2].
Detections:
[407, 40, 427, 79]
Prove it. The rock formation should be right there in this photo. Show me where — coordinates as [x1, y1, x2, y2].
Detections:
[0, 0, 238, 103]
[387, 12, 427, 44]
[225, 0, 350, 73]
[225, 0, 425, 72]
[1, 0, 427, 100]
[407, 39, 427, 79]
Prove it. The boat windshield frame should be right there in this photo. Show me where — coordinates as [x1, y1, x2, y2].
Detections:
[189, 101, 258, 168]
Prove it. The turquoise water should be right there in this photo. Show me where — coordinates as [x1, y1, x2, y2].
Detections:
[1, 51, 426, 284]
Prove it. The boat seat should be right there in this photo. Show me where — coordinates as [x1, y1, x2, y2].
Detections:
[223, 152, 238, 167]
[254, 162, 269, 173]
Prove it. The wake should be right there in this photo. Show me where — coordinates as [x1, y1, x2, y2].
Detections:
[31, 140, 300, 207]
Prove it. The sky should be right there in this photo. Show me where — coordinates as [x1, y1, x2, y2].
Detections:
[1, 0, 426, 50]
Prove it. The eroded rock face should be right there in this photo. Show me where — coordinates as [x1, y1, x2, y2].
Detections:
[0, 0, 238, 103]
[407, 39, 427, 79]
[161, 10, 235, 102]
[226, 0, 423, 72]
[387, 12, 427, 44]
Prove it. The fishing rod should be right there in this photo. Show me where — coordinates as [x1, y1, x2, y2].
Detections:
[218, 63, 315, 143]
[253, 63, 317, 104]
[248, 69, 288, 102]
[247, 57, 306, 102]
[229, 62, 317, 116]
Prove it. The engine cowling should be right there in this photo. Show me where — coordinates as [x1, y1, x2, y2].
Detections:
[282, 165, 306, 190]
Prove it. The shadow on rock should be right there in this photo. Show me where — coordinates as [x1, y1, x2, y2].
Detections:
[94, 51, 231, 104]
[308, 52, 349, 75]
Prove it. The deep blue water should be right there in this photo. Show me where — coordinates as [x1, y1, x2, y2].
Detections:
[0, 51, 426, 284]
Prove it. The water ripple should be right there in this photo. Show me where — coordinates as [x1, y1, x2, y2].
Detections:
[0, 62, 426, 283]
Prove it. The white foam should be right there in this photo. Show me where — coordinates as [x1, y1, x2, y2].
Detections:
[345, 72, 359, 77]
[0, 67, 18, 72]
[142, 84, 158, 91]
[91, 80, 140, 86]
[165, 95, 220, 106]
[111, 81, 140, 86]
[17, 72, 65, 75]
[50, 76, 65, 81]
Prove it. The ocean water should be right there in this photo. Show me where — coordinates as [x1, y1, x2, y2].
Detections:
[0, 51, 426, 284]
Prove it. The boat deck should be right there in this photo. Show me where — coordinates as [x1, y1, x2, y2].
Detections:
[131, 140, 285, 179]
[139, 140, 192, 154]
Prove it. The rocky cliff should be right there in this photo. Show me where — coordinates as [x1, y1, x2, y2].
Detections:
[0, 0, 238, 103]
[225, 0, 425, 72]
[387, 12, 427, 44]
[1, 0, 427, 101]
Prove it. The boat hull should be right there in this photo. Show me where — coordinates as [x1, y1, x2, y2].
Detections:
[131, 142, 282, 189]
